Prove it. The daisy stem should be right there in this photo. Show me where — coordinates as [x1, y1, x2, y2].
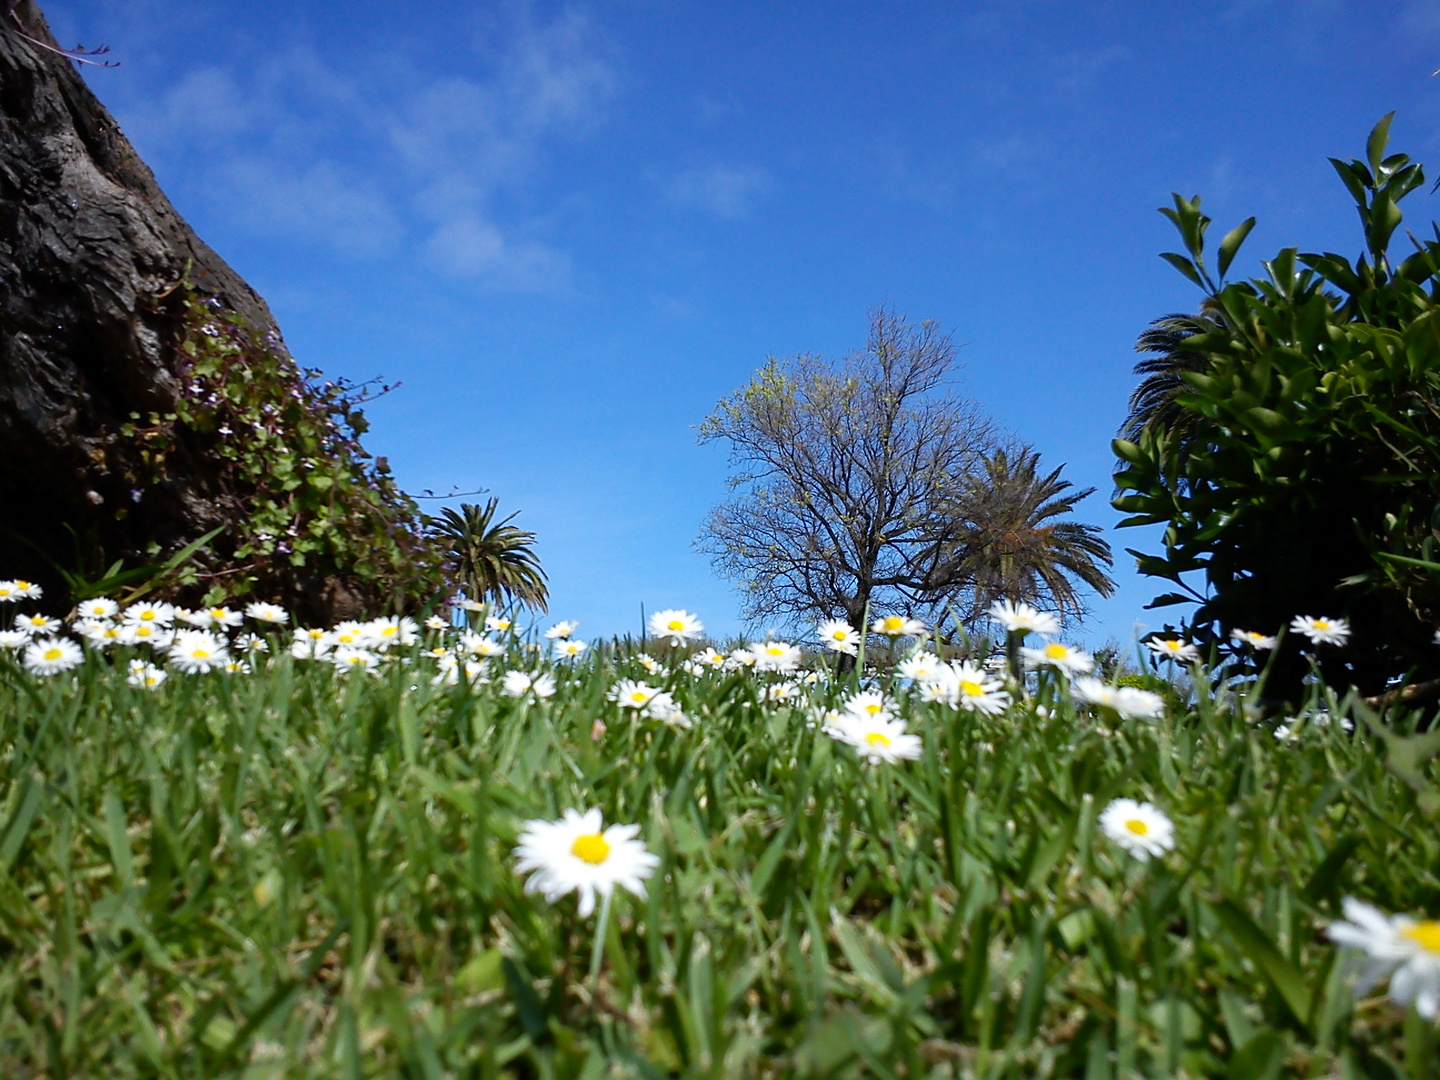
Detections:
[589, 888, 614, 994]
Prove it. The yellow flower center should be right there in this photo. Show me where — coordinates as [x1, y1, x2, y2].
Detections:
[766, 646, 784, 656]
[882, 617, 903, 632]
[630, 692, 649, 703]
[1314, 620, 1330, 630]
[139, 611, 156, 622]
[43, 648, 62, 662]
[865, 702, 882, 715]
[16, 581, 30, 589]
[667, 619, 685, 631]
[961, 680, 985, 696]
[571, 833, 611, 865]
[191, 649, 211, 659]
[1044, 643, 1068, 659]
[1125, 819, 1150, 836]
[864, 731, 891, 748]
[1403, 921, 1440, 955]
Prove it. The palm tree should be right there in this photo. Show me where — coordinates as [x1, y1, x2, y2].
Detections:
[433, 499, 548, 613]
[927, 447, 1115, 622]
[1120, 300, 1229, 442]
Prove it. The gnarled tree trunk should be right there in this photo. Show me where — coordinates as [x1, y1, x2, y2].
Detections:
[0, 2, 364, 618]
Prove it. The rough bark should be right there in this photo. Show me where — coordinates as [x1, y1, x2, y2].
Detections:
[0, 2, 307, 607]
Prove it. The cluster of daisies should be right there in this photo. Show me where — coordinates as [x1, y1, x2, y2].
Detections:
[0, 583, 293, 684]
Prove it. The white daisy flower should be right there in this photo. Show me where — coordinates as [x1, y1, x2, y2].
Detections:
[458, 631, 504, 658]
[553, 638, 588, 660]
[22, 636, 83, 676]
[898, 651, 942, 682]
[816, 619, 859, 655]
[636, 652, 662, 675]
[988, 600, 1060, 637]
[0, 580, 42, 601]
[363, 616, 419, 650]
[1230, 628, 1278, 650]
[750, 640, 802, 673]
[126, 661, 167, 689]
[502, 670, 557, 700]
[222, 660, 251, 674]
[641, 692, 690, 727]
[168, 630, 230, 674]
[331, 646, 381, 673]
[648, 609, 704, 645]
[186, 606, 243, 629]
[1328, 898, 1440, 1018]
[825, 712, 923, 765]
[14, 613, 59, 635]
[1146, 637, 1201, 663]
[1290, 615, 1351, 647]
[235, 633, 269, 655]
[513, 808, 660, 917]
[120, 623, 174, 648]
[1098, 799, 1175, 860]
[75, 598, 118, 620]
[760, 680, 801, 703]
[1115, 686, 1166, 720]
[872, 614, 926, 638]
[245, 602, 289, 625]
[432, 655, 488, 687]
[545, 620, 579, 640]
[423, 615, 448, 632]
[122, 602, 175, 628]
[610, 679, 661, 710]
[841, 690, 893, 722]
[485, 615, 513, 633]
[947, 663, 1011, 715]
[724, 648, 757, 670]
[76, 619, 123, 649]
[328, 621, 367, 648]
[684, 647, 727, 674]
[0, 629, 32, 650]
[1021, 641, 1094, 677]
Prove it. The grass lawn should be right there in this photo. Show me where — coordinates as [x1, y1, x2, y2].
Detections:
[0, 619, 1434, 1078]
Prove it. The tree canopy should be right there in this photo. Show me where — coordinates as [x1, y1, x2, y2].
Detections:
[699, 309, 1112, 633]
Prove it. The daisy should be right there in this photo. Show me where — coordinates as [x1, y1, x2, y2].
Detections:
[1098, 799, 1175, 860]
[1115, 686, 1166, 720]
[290, 627, 332, 659]
[841, 690, 893, 722]
[760, 680, 801, 703]
[22, 637, 83, 676]
[245, 601, 289, 625]
[825, 712, 924, 765]
[948, 663, 1011, 715]
[14, 613, 59, 635]
[639, 691, 688, 726]
[459, 632, 504, 658]
[897, 652, 942, 682]
[485, 615, 512, 634]
[328, 621, 367, 648]
[0, 580, 42, 601]
[750, 640, 802, 673]
[332, 646, 381, 674]
[122, 602, 175, 628]
[545, 620, 579, 640]
[685, 647, 727, 673]
[433, 655, 488, 687]
[872, 614, 926, 638]
[1290, 615, 1351, 647]
[235, 633, 269, 654]
[168, 630, 230, 674]
[513, 808, 660, 917]
[76, 620, 123, 649]
[75, 598, 118, 620]
[648, 609, 705, 645]
[816, 619, 859, 655]
[1146, 637, 1201, 664]
[119, 623, 173, 649]
[0, 629, 31, 650]
[126, 661, 167, 689]
[222, 660, 252, 675]
[610, 679, 662, 710]
[363, 616, 419, 650]
[1230, 628, 1278, 650]
[1021, 641, 1094, 677]
[988, 600, 1060, 637]
[204, 606, 244, 629]
[724, 648, 757, 670]
[1328, 898, 1440, 1018]
[636, 653, 662, 675]
[1071, 677, 1121, 710]
[423, 615, 448, 632]
[553, 638, 588, 660]
[502, 670, 557, 700]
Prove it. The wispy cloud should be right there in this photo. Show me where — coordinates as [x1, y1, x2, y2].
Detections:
[113, 6, 617, 291]
[664, 163, 772, 219]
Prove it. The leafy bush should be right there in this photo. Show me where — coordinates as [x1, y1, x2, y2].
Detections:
[120, 295, 448, 615]
[1113, 116, 1440, 696]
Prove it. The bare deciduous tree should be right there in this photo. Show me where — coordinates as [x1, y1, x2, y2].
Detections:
[698, 309, 1115, 634]
[698, 309, 998, 630]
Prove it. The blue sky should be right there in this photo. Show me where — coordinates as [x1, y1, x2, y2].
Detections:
[44, 0, 1440, 645]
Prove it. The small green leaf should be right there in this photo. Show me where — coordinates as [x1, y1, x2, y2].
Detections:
[1217, 216, 1257, 279]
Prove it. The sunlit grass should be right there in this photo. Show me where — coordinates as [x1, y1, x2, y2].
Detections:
[0, 631, 1433, 1077]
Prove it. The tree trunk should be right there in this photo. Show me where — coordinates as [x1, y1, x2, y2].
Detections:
[0, 2, 365, 616]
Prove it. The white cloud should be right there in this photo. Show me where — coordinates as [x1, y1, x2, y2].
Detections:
[109, 5, 617, 290]
[665, 164, 772, 219]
